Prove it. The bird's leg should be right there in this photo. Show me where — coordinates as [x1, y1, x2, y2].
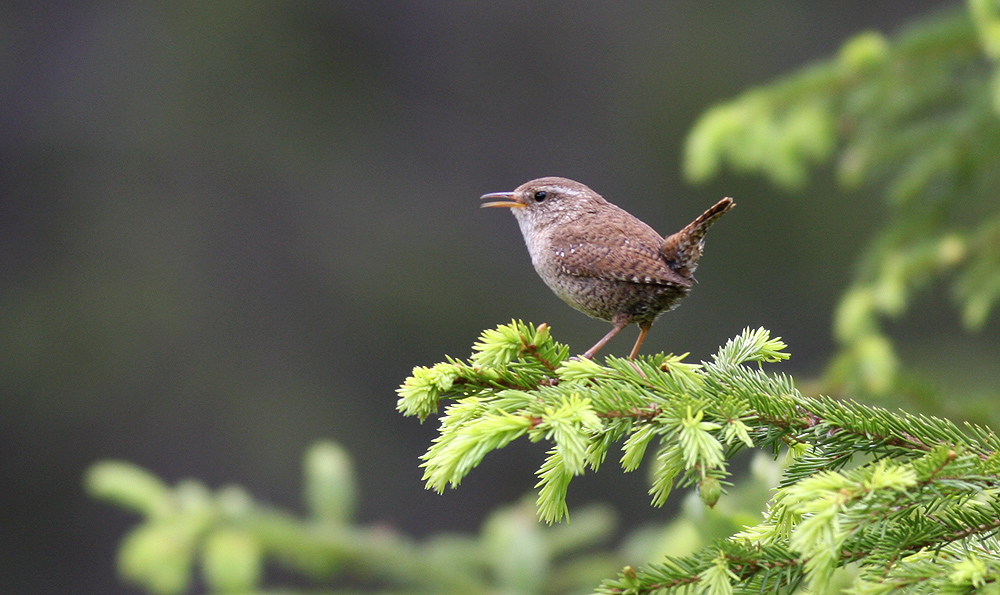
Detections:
[628, 322, 652, 359]
[582, 315, 630, 359]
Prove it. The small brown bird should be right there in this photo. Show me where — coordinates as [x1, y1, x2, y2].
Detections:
[481, 177, 734, 359]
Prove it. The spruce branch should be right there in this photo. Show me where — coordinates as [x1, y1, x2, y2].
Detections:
[684, 4, 1000, 397]
[88, 440, 626, 595]
[398, 321, 1000, 593]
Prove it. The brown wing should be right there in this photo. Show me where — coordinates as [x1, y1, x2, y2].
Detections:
[548, 209, 691, 288]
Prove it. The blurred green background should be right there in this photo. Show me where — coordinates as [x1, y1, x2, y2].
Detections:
[7, 2, 999, 593]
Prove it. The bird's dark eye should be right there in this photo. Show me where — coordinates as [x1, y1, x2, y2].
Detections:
[533, 191, 548, 202]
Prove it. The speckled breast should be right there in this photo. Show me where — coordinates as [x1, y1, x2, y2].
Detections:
[542, 272, 690, 325]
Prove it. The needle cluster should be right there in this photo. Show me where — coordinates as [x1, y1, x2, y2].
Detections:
[399, 321, 1000, 594]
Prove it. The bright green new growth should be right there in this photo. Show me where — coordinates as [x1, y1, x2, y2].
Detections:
[398, 321, 1000, 594]
[685, 5, 1000, 396]
[398, 321, 788, 524]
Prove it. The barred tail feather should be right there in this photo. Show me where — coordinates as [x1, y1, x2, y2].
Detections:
[660, 197, 735, 277]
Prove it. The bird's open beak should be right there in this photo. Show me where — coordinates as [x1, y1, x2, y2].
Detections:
[480, 191, 525, 208]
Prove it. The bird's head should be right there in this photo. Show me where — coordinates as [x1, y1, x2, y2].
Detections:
[480, 177, 607, 231]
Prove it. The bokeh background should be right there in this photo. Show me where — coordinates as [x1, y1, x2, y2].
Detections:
[6, 2, 992, 593]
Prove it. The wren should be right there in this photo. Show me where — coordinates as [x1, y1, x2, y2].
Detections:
[481, 177, 734, 359]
